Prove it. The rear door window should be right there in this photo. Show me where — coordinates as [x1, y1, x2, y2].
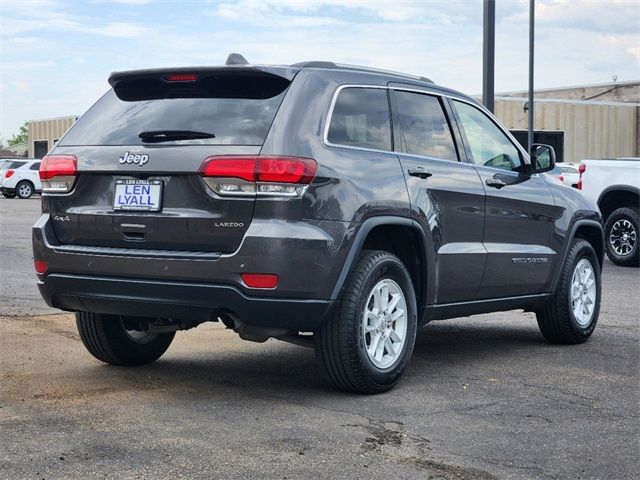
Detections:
[394, 90, 458, 161]
[327, 87, 392, 151]
[59, 72, 290, 146]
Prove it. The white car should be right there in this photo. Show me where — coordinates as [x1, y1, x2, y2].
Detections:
[0, 159, 42, 199]
[559, 163, 580, 187]
[547, 163, 580, 187]
[579, 158, 639, 267]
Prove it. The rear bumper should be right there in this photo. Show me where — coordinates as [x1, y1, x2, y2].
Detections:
[38, 273, 333, 330]
[1, 187, 15, 195]
[33, 213, 352, 330]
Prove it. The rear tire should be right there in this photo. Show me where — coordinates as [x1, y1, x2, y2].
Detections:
[15, 181, 34, 199]
[536, 239, 600, 344]
[604, 207, 639, 267]
[76, 312, 175, 366]
[315, 250, 417, 393]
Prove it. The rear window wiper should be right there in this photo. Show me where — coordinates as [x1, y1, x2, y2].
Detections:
[139, 130, 216, 143]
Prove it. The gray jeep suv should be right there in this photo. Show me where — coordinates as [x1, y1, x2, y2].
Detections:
[33, 56, 604, 393]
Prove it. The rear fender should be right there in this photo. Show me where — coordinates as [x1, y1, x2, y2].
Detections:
[330, 216, 434, 308]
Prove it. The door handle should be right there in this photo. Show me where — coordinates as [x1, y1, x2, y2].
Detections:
[408, 167, 433, 179]
[486, 177, 507, 189]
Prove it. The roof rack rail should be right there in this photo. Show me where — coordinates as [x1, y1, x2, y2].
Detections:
[291, 61, 434, 84]
[291, 61, 338, 69]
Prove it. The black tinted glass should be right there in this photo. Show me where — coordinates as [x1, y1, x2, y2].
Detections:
[60, 76, 289, 146]
[6, 161, 26, 169]
[29, 163, 41, 170]
[395, 91, 457, 161]
[327, 88, 391, 151]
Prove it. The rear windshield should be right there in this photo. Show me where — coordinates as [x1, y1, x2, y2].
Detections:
[3, 161, 27, 169]
[60, 72, 290, 146]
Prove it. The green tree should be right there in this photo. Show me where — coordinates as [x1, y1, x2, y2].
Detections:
[8, 122, 28, 146]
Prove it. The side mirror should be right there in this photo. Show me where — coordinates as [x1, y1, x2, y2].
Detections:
[530, 144, 556, 173]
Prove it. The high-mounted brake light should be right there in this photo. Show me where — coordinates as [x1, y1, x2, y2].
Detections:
[199, 156, 318, 198]
[40, 155, 77, 193]
[4, 169, 14, 179]
[165, 74, 198, 82]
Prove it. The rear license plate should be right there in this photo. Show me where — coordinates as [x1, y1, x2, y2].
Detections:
[113, 179, 163, 212]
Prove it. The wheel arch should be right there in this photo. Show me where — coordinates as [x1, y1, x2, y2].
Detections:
[597, 186, 639, 220]
[552, 219, 604, 292]
[330, 216, 433, 309]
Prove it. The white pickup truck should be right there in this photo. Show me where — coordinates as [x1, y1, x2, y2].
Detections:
[579, 158, 639, 267]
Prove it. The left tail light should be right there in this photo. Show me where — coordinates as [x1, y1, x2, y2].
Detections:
[40, 155, 77, 193]
[4, 169, 14, 178]
[200, 155, 318, 198]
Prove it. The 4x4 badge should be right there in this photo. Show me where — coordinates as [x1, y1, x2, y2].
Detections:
[119, 151, 149, 166]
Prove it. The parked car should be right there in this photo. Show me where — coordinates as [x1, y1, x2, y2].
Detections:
[547, 163, 580, 188]
[33, 57, 604, 393]
[559, 163, 580, 187]
[578, 158, 639, 267]
[546, 165, 565, 184]
[0, 159, 26, 197]
[1, 159, 41, 199]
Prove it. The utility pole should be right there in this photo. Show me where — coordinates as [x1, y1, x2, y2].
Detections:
[528, 0, 535, 152]
[482, 0, 495, 113]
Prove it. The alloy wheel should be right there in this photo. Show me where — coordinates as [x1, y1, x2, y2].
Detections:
[362, 278, 408, 369]
[18, 183, 32, 198]
[570, 258, 597, 327]
[609, 219, 636, 256]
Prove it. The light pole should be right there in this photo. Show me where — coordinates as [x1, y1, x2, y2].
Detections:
[482, 0, 496, 113]
[528, 0, 535, 152]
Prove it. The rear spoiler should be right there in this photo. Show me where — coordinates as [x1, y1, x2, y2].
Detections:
[108, 65, 299, 87]
[108, 66, 299, 102]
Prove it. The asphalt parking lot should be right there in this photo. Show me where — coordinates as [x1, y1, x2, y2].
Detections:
[1, 197, 638, 479]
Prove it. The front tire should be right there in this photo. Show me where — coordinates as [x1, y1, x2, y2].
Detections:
[536, 239, 601, 344]
[315, 250, 417, 393]
[604, 207, 639, 267]
[76, 312, 175, 366]
[15, 181, 34, 199]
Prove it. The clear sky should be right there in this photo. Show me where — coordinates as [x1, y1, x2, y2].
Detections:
[1, 0, 638, 142]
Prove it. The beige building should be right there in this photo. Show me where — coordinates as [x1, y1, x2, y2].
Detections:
[28, 116, 77, 158]
[492, 80, 639, 163]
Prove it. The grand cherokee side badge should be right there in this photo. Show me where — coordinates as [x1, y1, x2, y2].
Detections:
[512, 257, 549, 264]
[119, 151, 149, 166]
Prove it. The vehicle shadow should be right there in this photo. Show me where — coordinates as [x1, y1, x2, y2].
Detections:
[74, 318, 550, 400]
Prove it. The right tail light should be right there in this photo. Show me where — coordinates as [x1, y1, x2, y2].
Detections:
[200, 155, 318, 198]
[40, 155, 77, 193]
